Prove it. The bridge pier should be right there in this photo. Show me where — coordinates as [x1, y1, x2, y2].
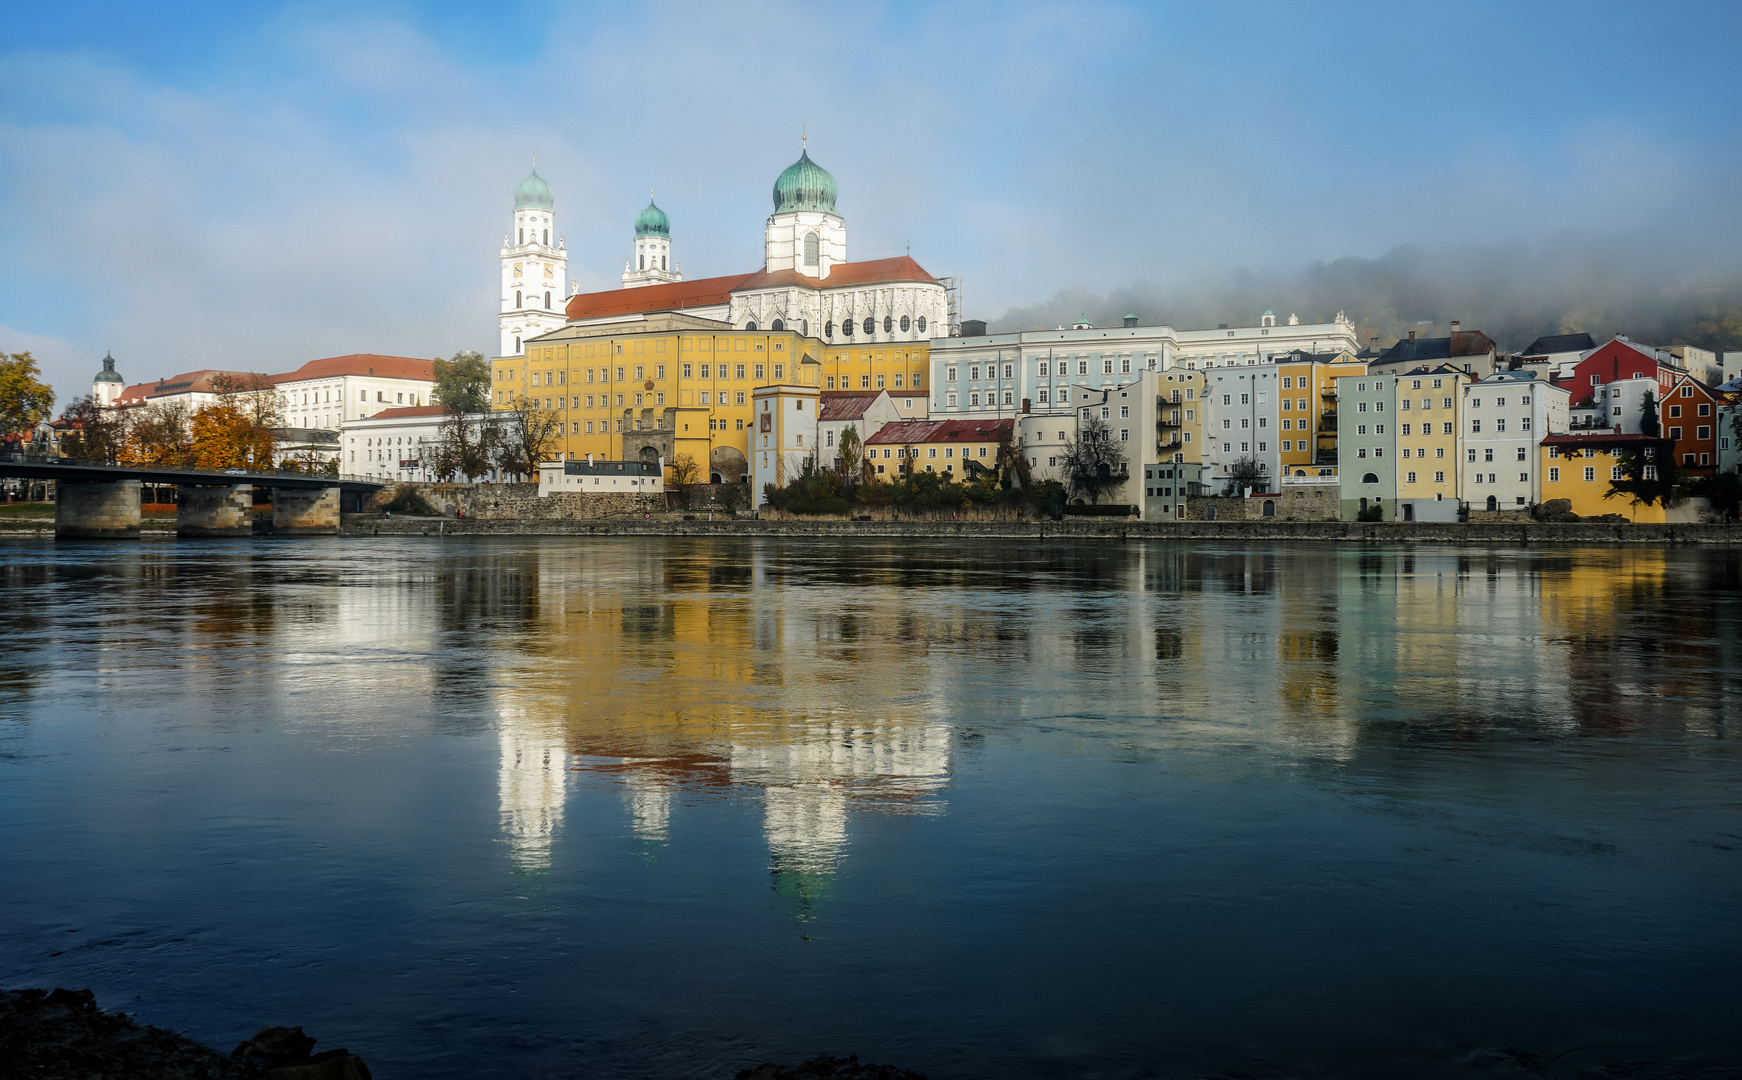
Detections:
[272, 486, 341, 535]
[176, 484, 254, 537]
[56, 479, 142, 539]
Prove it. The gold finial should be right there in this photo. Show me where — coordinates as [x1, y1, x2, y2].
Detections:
[802, 125, 807, 150]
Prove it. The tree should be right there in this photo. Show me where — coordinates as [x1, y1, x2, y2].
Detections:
[669, 453, 700, 505]
[996, 425, 1029, 489]
[0, 352, 56, 437]
[1222, 455, 1269, 495]
[1604, 439, 1683, 508]
[430, 411, 497, 482]
[1060, 415, 1127, 503]
[493, 397, 564, 480]
[57, 394, 128, 463]
[1638, 389, 1660, 438]
[189, 374, 282, 470]
[432, 351, 491, 415]
[120, 400, 194, 467]
[835, 424, 862, 476]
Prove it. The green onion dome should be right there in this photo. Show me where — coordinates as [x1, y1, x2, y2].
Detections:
[514, 168, 554, 209]
[772, 149, 837, 214]
[93, 351, 124, 384]
[634, 200, 670, 238]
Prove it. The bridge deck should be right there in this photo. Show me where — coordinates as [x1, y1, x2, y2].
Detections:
[0, 455, 385, 493]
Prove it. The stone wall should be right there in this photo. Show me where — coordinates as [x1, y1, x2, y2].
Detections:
[1182, 487, 1337, 522]
[456, 482, 665, 520]
[761, 501, 1036, 522]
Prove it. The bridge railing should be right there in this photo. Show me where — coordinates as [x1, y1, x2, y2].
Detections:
[0, 452, 384, 487]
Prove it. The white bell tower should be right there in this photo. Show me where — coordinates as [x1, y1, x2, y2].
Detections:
[499, 164, 569, 357]
[621, 192, 682, 289]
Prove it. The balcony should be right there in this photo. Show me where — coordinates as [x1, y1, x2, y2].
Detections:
[1317, 414, 1337, 432]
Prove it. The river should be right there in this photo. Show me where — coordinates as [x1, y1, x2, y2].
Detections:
[2, 537, 1739, 1078]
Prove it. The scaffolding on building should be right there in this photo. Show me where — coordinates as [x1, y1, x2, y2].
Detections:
[938, 276, 961, 338]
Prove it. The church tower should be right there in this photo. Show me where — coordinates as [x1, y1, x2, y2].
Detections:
[765, 139, 845, 279]
[499, 166, 569, 357]
[91, 351, 125, 407]
[621, 195, 681, 289]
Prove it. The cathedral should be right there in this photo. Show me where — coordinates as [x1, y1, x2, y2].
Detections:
[497, 144, 948, 358]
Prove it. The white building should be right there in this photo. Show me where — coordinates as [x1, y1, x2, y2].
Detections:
[500, 167, 570, 357]
[274, 353, 437, 433]
[341, 404, 453, 481]
[928, 311, 1360, 420]
[1461, 372, 1570, 512]
[818, 391, 904, 469]
[537, 458, 665, 496]
[91, 352, 126, 407]
[1201, 364, 1285, 490]
[750, 382, 823, 497]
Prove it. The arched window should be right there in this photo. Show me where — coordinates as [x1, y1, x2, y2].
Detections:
[518, 228, 524, 244]
[824, 321, 834, 337]
[544, 291, 551, 309]
[1486, 495, 1498, 511]
[542, 229, 548, 245]
[1362, 472, 1379, 484]
[661, 256, 666, 270]
[917, 316, 927, 334]
[900, 315, 911, 332]
[515, 290, 522, 308]
[842, 319, 854, 336]
[1263, 500, 1275, 517]
[804, 232, 819, 267]
[639, 255, 645, 270]
[514, 336, 521, 353]
[863, 316, 874, 335]
[771, 319, 785, 331]
[746, 321, 758, 331]
[883, 316, 893, 333]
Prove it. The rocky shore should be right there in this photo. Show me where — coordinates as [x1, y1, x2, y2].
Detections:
[0, 989, 369, 1079]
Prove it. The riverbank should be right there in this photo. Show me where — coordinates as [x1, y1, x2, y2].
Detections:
[335, 514, 1742, 544]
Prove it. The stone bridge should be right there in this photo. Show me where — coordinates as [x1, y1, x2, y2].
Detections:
[0, 456, 385, 539]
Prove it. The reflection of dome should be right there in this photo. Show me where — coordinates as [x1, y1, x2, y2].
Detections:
[634, 200, 670, 237]
[93, 351, 124, 384]
[772, 150, 837, 214]
[514, 168, 554, 209]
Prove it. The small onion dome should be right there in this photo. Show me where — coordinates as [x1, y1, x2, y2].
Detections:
[634, 200, 670, 238]
[772, 149, 837, 214]
[93, 351, 124, 384]
[514, 168, 554, 209]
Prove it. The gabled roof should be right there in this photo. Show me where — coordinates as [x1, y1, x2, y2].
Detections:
[818, 391, 887, 422]
[273, 354, 434, 384]
[865, 417, 1012, 445]
[731, 255, 937, 292]
[1521, 332, 1596, 356]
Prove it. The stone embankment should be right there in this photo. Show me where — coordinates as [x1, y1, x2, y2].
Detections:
[0, 988, 370, 1078]
[340, 514, 1742, 544]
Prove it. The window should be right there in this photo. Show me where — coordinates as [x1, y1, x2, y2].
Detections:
[1681, 385, 1694, 398]
[1549, 467, 1560, 482]
[863, 317, 875, 335]
[1584, 466, 1596, 481]
[1406, 471, 1417, 484]
[1669, 427, 1682, 441]
[901, 315, 911, 332]
[1401, 423, 1411, 436]
[1435, 470, 1445, 483]
[803, 232, 819, 266]
[918, 317, 927, 334]
[1358, 402, 1368, 413]
[1644, 464, 1658, 480]
[1670, 405, 1682, 418]
[1698, 426, 1712, 440]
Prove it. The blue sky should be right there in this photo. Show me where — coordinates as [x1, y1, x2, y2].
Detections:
[3, 1, 1738, 401]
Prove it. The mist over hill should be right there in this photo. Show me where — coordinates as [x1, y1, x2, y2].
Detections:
[987, 235, 1742, 356]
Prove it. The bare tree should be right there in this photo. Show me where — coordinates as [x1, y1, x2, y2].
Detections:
[493, 398, 564, 480]
[669, 452, 700, 506]
[431, 411, 496, 482]
[57, 395, 128, 463]
[1222, 455, 1268, 496]
[1060, 415, 1126, 503]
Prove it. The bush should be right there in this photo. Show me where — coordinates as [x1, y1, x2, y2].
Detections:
[1063, 503, 1136, 517]
[383, 485, 437, 515]
[1355, 504, 1383, 522]
[786, 494, 853, 516]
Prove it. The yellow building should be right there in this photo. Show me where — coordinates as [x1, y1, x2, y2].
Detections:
[1539, 433, 1674, 522]
[861, 417, 1014, 479]
[1391, 364, 1469, 509]
[1155, 369, 1204, 463]
[1276, 351, 1366, 476]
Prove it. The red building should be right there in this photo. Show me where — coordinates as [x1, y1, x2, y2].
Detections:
[1552, 336, 1680, 409]
[1660, 371, 1721, 474]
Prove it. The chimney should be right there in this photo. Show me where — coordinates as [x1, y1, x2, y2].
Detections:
[1451, 320, 1461, 332]
[1408, 330, 1416, 342]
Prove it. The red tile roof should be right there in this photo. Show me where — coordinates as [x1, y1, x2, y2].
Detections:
[113, 369, 268, 407]
[272, 353, 434, 384]
[564, 273, 754, 321]
[561, 256, 939, 323]
[819, 391, 885, 421]
[363, 405, 451, 420]
[866, 417, 1012, 445]
[1542, 432, 1663, 445]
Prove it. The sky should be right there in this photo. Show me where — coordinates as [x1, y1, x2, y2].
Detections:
[3, 0, 1739, 404]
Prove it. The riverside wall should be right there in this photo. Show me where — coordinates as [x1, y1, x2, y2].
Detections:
[337, 515, 1742, 544]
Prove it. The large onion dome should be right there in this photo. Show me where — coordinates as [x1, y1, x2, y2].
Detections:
[634, 199, 670, 237]
[514, 167, 554, 209]
[772, 149, 837, 214]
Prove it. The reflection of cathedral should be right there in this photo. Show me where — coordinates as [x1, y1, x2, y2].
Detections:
[497, 711, 567, 872]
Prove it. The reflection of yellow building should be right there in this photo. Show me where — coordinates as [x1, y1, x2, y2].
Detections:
[495, 316, 929, 484]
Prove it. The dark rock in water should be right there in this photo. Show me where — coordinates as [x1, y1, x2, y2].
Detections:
[0, 988, 369, 1079]
[736, 1054, 927, 1080]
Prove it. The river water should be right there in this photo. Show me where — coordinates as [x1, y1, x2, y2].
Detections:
[1, 537, 1739, 1079]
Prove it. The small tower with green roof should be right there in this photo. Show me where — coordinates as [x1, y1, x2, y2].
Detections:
[500, 163, 569, 356]
[621, 192, 682, 289]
